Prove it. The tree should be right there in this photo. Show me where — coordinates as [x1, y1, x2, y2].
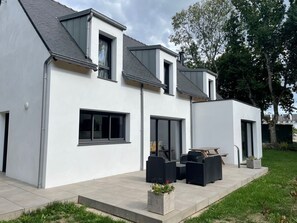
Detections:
[217, 11, 270, 115]
[170, 0, 232, 72]
[231, 0, 297, 144]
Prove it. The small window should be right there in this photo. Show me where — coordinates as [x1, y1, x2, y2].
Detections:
[79, 110, 126, 144]
[164, 62, 170, 94]
[98, 35, 112, 79]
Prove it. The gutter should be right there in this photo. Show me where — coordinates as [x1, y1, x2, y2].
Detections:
[38, 56, 52, 188]
[140, 84, 144, 170]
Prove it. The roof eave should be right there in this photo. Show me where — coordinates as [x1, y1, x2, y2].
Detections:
[52, 52, 98, 71]
[59, 8, 127, 31]
[122, 72, 165, 88]
[176, 87, 209, 100]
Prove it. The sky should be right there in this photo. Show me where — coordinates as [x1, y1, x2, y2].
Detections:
[56, 0, 197, 51]
[56, 0, 295, 114]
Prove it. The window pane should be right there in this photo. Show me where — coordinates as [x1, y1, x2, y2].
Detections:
[111, 115, 125, 138]
[150, 119, 157, 155]
[79, 113, 92, 140]
[94, 114, 109, 139]
[170, 120, 181, 160]
[164, 63, 170, 94]
[99, 39, 109, 67]
[158, 120, 169, 160]
[98, 69, 110, 79]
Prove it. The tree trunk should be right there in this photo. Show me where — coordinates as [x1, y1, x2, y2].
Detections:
[264, 53, 278, 144]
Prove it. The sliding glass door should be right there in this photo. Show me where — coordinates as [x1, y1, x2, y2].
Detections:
[150, 118, 182, 161]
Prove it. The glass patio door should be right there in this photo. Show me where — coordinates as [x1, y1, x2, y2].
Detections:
[150, 118, 181, 161]
[241, 121, 254, 160]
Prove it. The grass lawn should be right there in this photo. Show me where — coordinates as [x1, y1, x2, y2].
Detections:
[1, 149, 296, 223]
[187, 149, 297, 223]
[0, 202, 125, 223]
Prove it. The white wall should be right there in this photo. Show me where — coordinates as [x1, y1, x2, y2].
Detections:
[233, 100, 262, 160]
[45, 60, 141, 188]
[0, 114, 5, 170]
[202, 72, 216, 100]
[156, 49, 177, 96]
[143, 89, 192, 167]
[89, 17, 123, 82]
[0, 0, 50, 185]
[192, 100, 262, 165]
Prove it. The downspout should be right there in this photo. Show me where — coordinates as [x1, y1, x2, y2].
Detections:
[38, 56, 52, 188]
[140, 84, 144, 170]
[86, 12, 93, 58]
[190, 96, 193, 148]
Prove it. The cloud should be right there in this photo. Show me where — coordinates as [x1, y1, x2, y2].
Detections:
[56, 0, 197, 51]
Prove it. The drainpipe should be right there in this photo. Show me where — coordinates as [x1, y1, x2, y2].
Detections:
[38, 56, 52, 188]
[190, 96, 193, 148]
[140, 84, 144, 170]
[86, 12, 93, 58]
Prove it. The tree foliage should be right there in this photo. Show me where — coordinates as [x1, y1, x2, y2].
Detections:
[230, 0, 296, 143]
[170, 0, 232, 72]
[170, 0, 297, 143]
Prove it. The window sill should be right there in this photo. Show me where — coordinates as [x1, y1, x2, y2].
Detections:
[97, 76, 118, 83]
[78, 141, 131, 146]
[164, 93, 174, 96]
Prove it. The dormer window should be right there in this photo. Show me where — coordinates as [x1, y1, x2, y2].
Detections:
[164, 62, 170, 94]
[98, 35, 111, 79]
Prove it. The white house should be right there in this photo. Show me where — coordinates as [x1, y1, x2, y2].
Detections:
[0, 0, 262, 188]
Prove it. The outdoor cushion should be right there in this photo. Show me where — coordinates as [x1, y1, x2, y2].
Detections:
[186, 155, 222, 186]
[180, 151, 204, 164]
[146, 156, 176, 184]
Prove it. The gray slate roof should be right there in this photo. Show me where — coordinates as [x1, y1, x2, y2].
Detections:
[123, 35, 207, 99]
[123, 35, 165, 88]
[177, 70, 209, 99]
[19, 0, 97, 70]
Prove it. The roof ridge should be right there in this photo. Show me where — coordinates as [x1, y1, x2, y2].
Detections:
[52, 0, 77, 13]
[124, 34, 147, 46]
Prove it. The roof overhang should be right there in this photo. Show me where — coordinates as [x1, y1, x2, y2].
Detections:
[128, 45, 178, 57]
[122, 72, 166, 89]
[51, 52, 98, 71]
[59, 9, 127, 31]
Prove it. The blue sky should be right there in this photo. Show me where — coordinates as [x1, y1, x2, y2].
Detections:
[56, 0, 197, 49]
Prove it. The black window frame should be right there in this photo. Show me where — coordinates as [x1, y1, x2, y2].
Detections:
[79, 110, 126, 145]
[98, 35, 112, 80]
[164, 62, 170, 94]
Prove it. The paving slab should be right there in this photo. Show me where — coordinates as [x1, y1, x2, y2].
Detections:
[0, 165, 268, 222]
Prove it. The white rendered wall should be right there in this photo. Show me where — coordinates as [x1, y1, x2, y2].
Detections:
[143, 89, 192, 168]
[202, 72, 216, 100]
[45, 61, 141, 188]
[0, 114, 5, 170]
[0, 0, 50, 185]
[192, 100, 262, 165]
[156, 49, 177, 96]
[233, 100, 262, 160]
[89, 17, 123, 82]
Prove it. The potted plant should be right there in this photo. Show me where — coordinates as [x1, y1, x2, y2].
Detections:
[147, 183, 175, 215]
[246, 156, 261, 169]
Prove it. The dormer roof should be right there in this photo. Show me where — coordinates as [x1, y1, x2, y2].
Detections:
[19, 0, 97, 70]
[58, 8, 127, 31]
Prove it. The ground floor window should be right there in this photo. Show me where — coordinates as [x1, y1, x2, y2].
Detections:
[150, 118, 182, 161]
[79, 110, 125, 144]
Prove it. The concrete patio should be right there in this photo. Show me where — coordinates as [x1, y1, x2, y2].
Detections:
[0, 165, 268, 222]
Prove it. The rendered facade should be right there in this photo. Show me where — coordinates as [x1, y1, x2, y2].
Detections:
[0, 0, 262, 188]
